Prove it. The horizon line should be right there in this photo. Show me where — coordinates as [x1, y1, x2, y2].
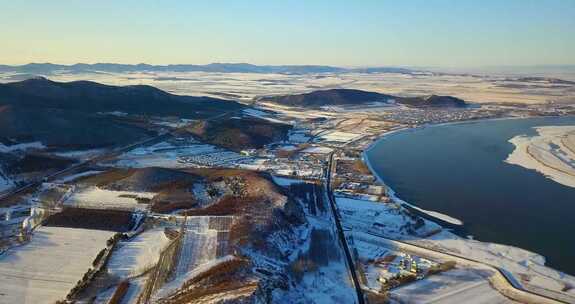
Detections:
[2, 62, 575, 69]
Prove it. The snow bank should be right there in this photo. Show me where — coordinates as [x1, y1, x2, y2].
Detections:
[506, 125, 575, 188]
[401, 200, 463, 226]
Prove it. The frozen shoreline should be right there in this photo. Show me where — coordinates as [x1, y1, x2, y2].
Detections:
[362, 115, 575, 226]
[506, 125, 575, 189]
[360, 116, 575, 301]
[361, 115, 561, 229]
[362, 127, 464, 226]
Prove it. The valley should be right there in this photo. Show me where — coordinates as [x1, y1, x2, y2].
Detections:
[0, 70, 574, 304]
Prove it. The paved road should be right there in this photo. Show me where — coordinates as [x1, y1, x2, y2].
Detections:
[324, 152, 365, 304]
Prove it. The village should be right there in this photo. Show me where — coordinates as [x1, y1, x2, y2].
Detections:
[1, 99, 574, 304]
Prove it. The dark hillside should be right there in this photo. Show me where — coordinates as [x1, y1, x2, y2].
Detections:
[0, 105, 151, 148]
[188, 116, 292, 151]
[0, 78, 244, 148]
[0, 77, 243, 117]
[397, 94, 467, 108]
[258, 88, 467, 108]
[103, 167, 200, 192]
[258, 89, 393, 107]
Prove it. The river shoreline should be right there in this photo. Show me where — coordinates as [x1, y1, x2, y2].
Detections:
[361, 114, 575, 272]
[361, 115, 535, 226]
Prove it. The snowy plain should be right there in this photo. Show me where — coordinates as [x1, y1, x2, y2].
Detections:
[0, 226, 113, 304]
[64, 187, 155, 211]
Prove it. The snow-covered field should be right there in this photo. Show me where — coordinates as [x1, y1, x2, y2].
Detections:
[301, 146, 334, 154]
[269, 177, 357, 303]
[64, 186, 155, 211]
[336, 196, 442, 239]
[107, 228, 171, 278]
[412, 230, 575, 302]
[506, 125, 575, 188]
[237, 158, 324, 179]
[144, 216, 233, 300]
[0, 226, 113, 304]
[109, 140, 247, 168]
[175, 229, 218, 277]
[336, 193, 575, 302]
[316, 131, 363, 143]
[153, 255, 236, 301]
[391, 268, 517, 303]
[20, 69, 575, 105]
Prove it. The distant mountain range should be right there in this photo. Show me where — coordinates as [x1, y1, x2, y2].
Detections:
[258, 89, 467, 108]
[0, 77, 243, 148]
[0, 63, 419, 75]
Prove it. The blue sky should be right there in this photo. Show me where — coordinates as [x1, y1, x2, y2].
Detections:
[1, 0, 574, 67]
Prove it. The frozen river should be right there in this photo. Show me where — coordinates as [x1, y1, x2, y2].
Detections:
[366, 116, 575, 275]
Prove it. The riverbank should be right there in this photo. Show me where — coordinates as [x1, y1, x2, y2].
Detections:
[362, 114, 575, 225]
[363, 149, 464, 226]
[360, 115, 575, 302]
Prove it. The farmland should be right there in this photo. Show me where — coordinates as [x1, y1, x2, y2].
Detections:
[0, 67, 573, 304]
[0, 226, 112, 304]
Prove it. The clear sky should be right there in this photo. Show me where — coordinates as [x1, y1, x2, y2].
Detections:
[1, 0, 574, 67]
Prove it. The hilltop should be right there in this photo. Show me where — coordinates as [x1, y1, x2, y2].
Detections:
[0, 78, 243, 148]
[0, 77, 242, 117]
[187, 116, 292, 151]
[258, 88, 468, 108]
[398, 94, 467, 108]
[258, 89, 394, 107]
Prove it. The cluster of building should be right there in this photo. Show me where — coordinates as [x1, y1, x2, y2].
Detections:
[378, 107, 496, 125]
[178, 151, 248, 167]
[373, 253, 437, 289]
